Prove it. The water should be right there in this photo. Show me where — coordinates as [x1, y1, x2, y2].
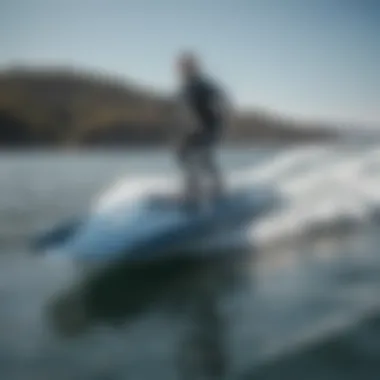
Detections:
[0, 148, 379, 380]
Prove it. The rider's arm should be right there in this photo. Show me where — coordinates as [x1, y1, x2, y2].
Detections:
[210, 82, 235, 129]
[176, 92, 197, 133]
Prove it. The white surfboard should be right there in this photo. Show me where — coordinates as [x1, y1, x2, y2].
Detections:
[32, 177, 279, 262]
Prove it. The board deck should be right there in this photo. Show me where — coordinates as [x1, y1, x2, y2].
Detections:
[34, 184, 279, 262]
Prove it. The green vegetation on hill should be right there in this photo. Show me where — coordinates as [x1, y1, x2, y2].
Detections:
[0, 67, 335, 147]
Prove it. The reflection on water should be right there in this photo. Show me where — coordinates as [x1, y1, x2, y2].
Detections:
[48, 254, 249, 379]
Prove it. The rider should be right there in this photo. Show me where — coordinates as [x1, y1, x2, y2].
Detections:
[175, 51, 232, 204]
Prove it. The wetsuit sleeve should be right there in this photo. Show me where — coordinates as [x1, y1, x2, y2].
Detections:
[209, 82, 234, 128]
[176, 91, 197, 133]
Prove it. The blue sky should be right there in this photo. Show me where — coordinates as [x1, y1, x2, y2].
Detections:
[1, 0, 379, 126]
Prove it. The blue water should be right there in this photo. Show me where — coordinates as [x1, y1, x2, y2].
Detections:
[0, 147, 379, 380]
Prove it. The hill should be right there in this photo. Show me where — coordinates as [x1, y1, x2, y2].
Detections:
[0, 67, 335, 147]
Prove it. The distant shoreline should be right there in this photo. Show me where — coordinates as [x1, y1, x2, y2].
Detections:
[0, 140, 365, 155]
[0, 66, 337, 147]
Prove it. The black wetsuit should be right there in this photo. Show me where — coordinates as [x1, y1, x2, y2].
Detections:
[179, 75, 224, 151]
[178, 74, 227, 199]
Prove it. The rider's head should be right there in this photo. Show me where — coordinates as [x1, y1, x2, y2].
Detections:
[176, 51, 201, 81]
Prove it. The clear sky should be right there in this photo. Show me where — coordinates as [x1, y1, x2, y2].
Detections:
[1, 0, 379, 127]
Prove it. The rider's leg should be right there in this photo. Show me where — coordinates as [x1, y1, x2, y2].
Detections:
[177, 135, 203, 202]
[198, 134, 224, 199]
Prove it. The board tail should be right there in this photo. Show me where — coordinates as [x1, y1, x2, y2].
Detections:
[31, 216, 84, 253]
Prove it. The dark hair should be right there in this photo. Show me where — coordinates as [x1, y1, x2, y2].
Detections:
[177, 51, 200, 71]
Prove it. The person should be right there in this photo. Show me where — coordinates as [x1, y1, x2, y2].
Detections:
[175, 52, 232, 206]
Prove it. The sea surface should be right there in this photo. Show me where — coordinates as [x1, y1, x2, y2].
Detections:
[0, 146, 379, 380]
